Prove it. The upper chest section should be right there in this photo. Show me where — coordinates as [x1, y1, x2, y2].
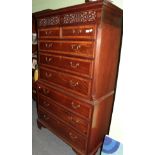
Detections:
[36, 2, 103, 28]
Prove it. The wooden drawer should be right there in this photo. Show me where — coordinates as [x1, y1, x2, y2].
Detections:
[38, 95, 89, 136]
[62, 25, 96, 39]
[64, 126, 87, 153]
[37, 82, 92, 120]
[38, 27, 60, 38]
[38, 108, 65, 136]
[39, 53, 93, 78]
[39, 67, 91, 97]
[39, 40, 95, 58]
[38, 108, 86, 152]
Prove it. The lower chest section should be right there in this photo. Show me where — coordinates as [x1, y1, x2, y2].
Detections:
[37, 87, 93, 154]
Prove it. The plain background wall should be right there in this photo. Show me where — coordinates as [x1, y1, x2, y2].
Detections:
[32, 0, 123, 142]
[32, 0, 123, 12]
[32, 0, 84, 13]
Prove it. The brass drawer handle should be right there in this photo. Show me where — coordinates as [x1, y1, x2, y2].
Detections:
[45, 72, 52, 78]
[78, 29, 82, 34]
[72, 29, 76, 34]
[45, 57, 52, 63]
[43, 101, 50, 107]
[85, 28, 93, 33]
[45, 31, 48, 35]
[71, 102, 80, 109]
[70, 62, 79, 68]
[43, 89, 50, 95]
[45, 43, 48, 47]
[32, 90, 36, 94]
[71, 44, 81, 51]
[45, 43, 53, 48]
[45, 31, 52, 35]
[70, 116, 80, 123]
[69, 132, 77, 139]
[72, 29, 82, 34]
[43, 114, 49, 120]
[69, 80, 79, 87]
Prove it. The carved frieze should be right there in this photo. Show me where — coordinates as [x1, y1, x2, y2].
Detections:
[63, 10, 97, 24]
[38, 10, 97, 26]
[38, 16, 60, 26]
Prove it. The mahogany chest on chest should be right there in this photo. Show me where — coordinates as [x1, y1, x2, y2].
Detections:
[36, 1, 123, 155]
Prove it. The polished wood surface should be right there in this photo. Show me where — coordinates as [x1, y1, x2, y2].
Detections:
[38, 95, 89, 136]
[62, 25, 96, 39]
[39, 40, 95, 58]
[36, 1, 123, 155]
[37, 82, 93, 120]
[32, 9, 53, 100]
[39, 53, 93, 78]
[38, 27, 60, 38]
[39, 66, 91, 97]
[38, 25, 96, 39]
[38, 108, 87, 154]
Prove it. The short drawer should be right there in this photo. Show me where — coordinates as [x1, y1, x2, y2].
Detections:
[39, 53, 93, 78]
[38, 95, 89, 136]
[38, 28, 60, 38]
[39, 67, 91, 97]
[37, 82, 92, 120]
[62, 25, 96, 39]
[38, 108, 86, 152]
[38, 40, 95, 58]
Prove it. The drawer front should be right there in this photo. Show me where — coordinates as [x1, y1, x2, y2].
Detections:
[39, 41, 95, 58]
[39, 53, 93, 78]
[38, 28, 60, 38]
[38, 95, 89, 136]
[37, 82, 92, 119]
[38, 108, 65, 135]
[62, 25, 96, 39]
[39, 67, 91, 97]
[38, 108, 86, 152]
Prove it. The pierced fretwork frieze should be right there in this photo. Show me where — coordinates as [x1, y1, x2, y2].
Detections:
[38, 10, 97, 26]
[38, 16, 60, 26]
[62, 10, 97, 24]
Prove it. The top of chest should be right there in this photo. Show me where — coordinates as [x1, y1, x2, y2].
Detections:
[36, 1, 122, 27]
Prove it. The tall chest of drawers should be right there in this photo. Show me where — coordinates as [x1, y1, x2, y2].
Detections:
[36, 1, 123, 155]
